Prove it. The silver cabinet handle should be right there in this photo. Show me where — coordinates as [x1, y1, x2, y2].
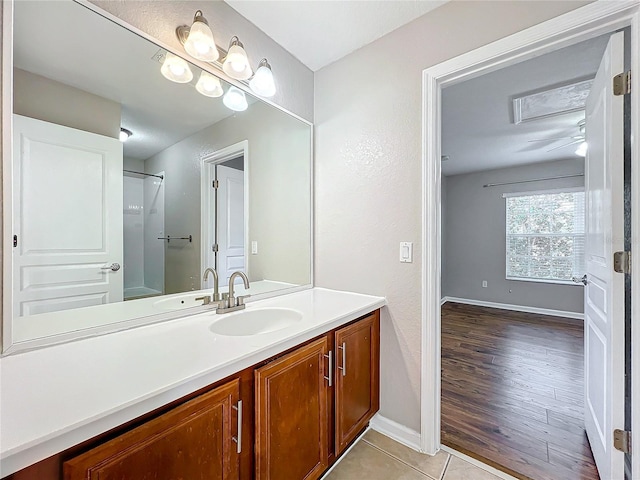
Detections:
[232, 400, 242, 454]
[338, 342, 346, 377]
[572, 274, 587, 285]
[101, 263, 121, 272]
[324, 351, 333, 387]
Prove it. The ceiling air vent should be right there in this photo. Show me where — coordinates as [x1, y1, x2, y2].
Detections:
[513, 79, 593, 124]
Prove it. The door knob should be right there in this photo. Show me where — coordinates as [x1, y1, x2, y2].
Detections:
[572, 274, 587, 285]
[101, 263, 121, 272]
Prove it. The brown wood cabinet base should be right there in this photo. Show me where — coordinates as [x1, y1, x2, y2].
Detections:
[4, 310, 380, 480]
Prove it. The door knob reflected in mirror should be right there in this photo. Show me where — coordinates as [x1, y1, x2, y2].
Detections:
[572, 274, 587, 285]
[101, 263, 121, 272]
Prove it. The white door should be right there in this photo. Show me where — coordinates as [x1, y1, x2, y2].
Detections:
[12, 115, 123, 316]
[217, 165, 245, 284]
[583, 32, 625, 480]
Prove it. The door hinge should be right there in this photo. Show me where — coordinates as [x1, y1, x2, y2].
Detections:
[614, 429, 631, 453]
[13, 235, 17, 247]
[212, 243, 219, 253]
[613, 251, 631, 274]
[212, 179, 219, 189]
[613, 70, 631, 96]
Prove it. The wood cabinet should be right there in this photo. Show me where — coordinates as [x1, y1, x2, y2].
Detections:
[64, 378, 242, 480]
[254, 337, 330, 480]
[9, 310, 380, 480]
[254, 311, 380, 479]
[334, 311, 380, 455]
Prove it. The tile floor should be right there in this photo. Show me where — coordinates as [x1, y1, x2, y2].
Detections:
[325, 430, 508, 480]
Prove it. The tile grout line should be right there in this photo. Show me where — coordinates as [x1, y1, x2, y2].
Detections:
[361, 438, 439, 480]
[440, 453, 453, 480]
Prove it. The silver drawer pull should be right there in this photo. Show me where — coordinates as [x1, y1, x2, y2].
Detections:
[101, 263, 121, 272]
[338, 342, 346, 377]
[324, 351, 333, 387]
[232, 400, 242, 454]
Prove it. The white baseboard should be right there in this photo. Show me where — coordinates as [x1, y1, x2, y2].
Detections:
[441, 296, 583, 320]
[369, 414, 423, 452]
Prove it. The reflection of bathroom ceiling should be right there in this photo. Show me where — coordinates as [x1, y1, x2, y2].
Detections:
[225, 0, 448, 71]
[441, 34, 610, 176]
[13, 1, 257, 160]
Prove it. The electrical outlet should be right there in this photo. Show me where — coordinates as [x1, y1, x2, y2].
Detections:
[482, 280, 488, 288]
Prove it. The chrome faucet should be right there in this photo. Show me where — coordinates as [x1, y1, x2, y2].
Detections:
[217, 271, 251, 314]
[197, 267, 221, 306]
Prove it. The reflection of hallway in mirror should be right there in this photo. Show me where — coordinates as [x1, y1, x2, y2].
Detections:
[123, 170, 165, 300]
[216, 157, 245, 284]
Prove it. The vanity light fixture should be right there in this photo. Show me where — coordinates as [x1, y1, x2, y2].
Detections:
[119, 128, 132, 142]
[176, 10, 219, 62]
[222, 36, 252, 80]
[249, 59, 276, 97]
[196, 71, 224, 98]
[575, 141, 588, 157]
[223, 86, 248, 112]
[160, 52, 193, 83]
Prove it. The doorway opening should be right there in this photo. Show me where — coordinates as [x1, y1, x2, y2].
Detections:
[201, 141, 249, 290]
[421, 3, 639, 480]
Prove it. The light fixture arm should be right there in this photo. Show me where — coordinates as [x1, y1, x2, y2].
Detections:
[256, 58, 271, 71]
[227, 35, 244, 50]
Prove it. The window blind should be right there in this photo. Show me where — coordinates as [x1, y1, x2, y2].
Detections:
[505, 190, 585, 283]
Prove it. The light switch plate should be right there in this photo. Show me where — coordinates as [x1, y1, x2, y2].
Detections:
[251, 241, 258, 255]
[400, 242, 413, 263]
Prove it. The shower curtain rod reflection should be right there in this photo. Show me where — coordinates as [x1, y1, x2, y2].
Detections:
[483, 173, 583, 188]
[123, 169, 164, 180]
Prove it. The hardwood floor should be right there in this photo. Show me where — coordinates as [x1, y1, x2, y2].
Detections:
[441, 302, 600, 480]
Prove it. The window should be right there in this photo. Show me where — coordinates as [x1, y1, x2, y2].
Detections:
[505, 189, 585, 284]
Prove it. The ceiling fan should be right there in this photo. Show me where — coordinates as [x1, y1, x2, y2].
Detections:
[528, 119, 586, 152]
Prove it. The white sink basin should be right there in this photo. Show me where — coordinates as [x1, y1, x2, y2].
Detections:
[209, 308, 303, 336]
[153, 293, 204, 311]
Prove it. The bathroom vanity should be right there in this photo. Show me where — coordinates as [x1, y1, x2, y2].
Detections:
[0, 289, 385, 479]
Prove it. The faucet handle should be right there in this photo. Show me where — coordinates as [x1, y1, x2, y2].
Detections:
[195, 295, 211, 305]
[237, 294, 251, 306]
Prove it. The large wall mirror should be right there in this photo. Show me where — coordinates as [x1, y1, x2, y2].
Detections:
[4, 0, 312, 352]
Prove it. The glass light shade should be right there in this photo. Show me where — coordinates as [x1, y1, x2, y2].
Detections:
[160, 52, 193, 83]
[575, 141, 588, 157]
[119, 128, 132, 142]
[223, 86, 248, 112]
[223, 44, 252, 80]
[184, 20, 219, 62]
[196, 71, 223, 98]
[249, 62, 276, 97]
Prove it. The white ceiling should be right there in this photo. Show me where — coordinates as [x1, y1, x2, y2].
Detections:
[225, 0, 448, 71]
[441, 34, 611, 176]
[14, 1, 258, 160]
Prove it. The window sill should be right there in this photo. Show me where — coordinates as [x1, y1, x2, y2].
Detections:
[506, 276, 583, 286]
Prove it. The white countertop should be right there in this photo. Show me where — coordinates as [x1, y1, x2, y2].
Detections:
[0, 288, 385, 477]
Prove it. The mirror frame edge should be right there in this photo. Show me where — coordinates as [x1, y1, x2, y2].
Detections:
[1, 0, 315, 356]
[2, 0, 15, 354]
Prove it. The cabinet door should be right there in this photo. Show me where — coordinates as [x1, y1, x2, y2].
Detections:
[255, 337, 330, 480]
[335, 312, 380, 455]
[64, 378, 242, 480]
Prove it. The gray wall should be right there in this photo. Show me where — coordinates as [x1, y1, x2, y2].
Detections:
[13, 69, 121, 139]
[145, 101, 311, 294]
[314, 0, 590, 432]
[442, 159, 585, 314]
[87, 0, 314, 122]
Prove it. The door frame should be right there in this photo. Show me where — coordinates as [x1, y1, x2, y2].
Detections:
[420, 2, 640, 475]
[200, 140, 249, 288]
